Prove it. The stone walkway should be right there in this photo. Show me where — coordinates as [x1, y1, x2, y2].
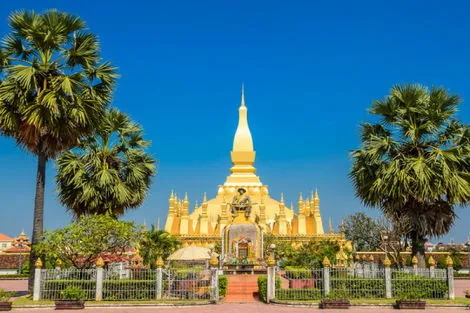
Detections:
[11, 303, 470, 312]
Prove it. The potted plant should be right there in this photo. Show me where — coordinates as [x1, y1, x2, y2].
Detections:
[464, 290, 470, 299]
[395, 291, 426, 309]
[320, 290, 350, 309]
[55, 286, 86, 310]
[0, 289, 15, 311]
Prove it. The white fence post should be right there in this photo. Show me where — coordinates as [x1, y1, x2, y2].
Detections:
[266, 256, 276, 303]
[155, 257, 164, 300]
[33, 258, 42, 301]
[95, 257, 104, 301]
[445, 256, 454, 300]
[322, 257, 331, 297]
[383, 256, 392, 299]
[210, 253, 219, 303]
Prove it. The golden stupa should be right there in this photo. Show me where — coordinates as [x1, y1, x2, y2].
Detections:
[164, 88, 343, 256]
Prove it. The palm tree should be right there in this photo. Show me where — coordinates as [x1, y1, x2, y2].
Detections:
[56, 109, 155, 217]
[0, 10, 116, 288]
[350, 84, 470, 264]
[139, 226, 180, 268]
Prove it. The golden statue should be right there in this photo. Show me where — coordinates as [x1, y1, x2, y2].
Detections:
[231, 188, 251, 218]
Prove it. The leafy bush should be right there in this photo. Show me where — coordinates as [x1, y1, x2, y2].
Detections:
[395, 290, 427, 300]
[392, 273, 447, 299]
[60, 286, 86, 301]
[326, 289, 349, 300]
[0, 289, 15, 301]
[454, 272, 470, 278]
[284, 267, 312, 279]
[218, 275, 227, 297]
[257, 275, 280, 302]
[277, 288, 322, 300]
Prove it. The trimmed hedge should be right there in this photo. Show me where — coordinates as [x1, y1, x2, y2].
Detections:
[218, 275, 227, 297]
[43, 278, 213, 300]
[257, 275, 280, 303]
[0, 274, 28, 279]
[284, 267, 313, 279]
[331, 278, 385, 299]
[277, 288, 322, 300]
[392, 273, 447, 299]
[103, 280, 156, 300]
[43, 280, 96, 300]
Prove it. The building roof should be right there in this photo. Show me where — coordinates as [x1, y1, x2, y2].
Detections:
[0, 234, 13, 242]
[3, 245, 31, 253]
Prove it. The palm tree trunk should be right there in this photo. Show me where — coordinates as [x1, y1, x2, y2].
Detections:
[28, 152, 47, 292]
[410, 230, 426, 267]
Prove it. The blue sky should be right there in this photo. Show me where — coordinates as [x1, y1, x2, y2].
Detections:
[0, 0, 469, 242]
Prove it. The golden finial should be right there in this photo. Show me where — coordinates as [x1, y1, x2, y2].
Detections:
[280, 193, 284, 204]
[184, 192, 188, 202]
[195, 200, 199, 209]
[203, 192, 207, 203]
[383, 255, 391, 267]
[369, 255, 375, 262]
[209, 252, 219, 267]
[290, 202, 294, 210]
[428, 256, 436, 266]
[155, 256, 164, 268]
[411, 256, 418, 265]
[96, 256, 105, 268]
[35, 258, 43, 268]
[445, 255, 453, 267]
[240, 83, 246, 107]
[314, 188, 319, 199]
[298, 192, 303, 201]
[170, 190, 174, 199]
[322, 256, 330, 267]
[55, 259, 63, 268]
[266, 255, 276, 267]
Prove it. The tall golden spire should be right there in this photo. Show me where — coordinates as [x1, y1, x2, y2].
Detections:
[233, 84, 253, 152]
[225, 86, 261, 186]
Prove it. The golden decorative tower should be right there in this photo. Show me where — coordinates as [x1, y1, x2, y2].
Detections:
[163, 87, 342, 255]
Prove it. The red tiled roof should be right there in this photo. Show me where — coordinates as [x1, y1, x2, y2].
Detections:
[0, 234, 13, 242]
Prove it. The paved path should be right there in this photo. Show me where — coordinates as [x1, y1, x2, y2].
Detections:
[10, 303, 470, 312]
[455, 279, 470, 297]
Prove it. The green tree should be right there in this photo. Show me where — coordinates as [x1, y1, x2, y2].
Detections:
[293, 240, 341, 268]
[263, 232, 297, 261]
[0, 10, 116, 287]
[342, 212, 387, 251]
[35, 214, 141, 268]
[350, 84, 470, 264]
[56, 109, 155, 217]
[139, 226, 180, 268]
